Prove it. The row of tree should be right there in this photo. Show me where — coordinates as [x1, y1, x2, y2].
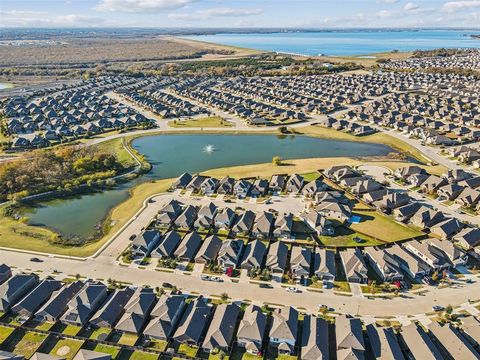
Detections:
[0, 146, 125, 202]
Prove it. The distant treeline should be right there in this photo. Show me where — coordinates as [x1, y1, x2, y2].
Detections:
[412, 48, 472, 58]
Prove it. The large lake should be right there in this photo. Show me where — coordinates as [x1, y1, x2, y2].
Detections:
[184, 30, 480, 56]
[24, 134, 393, 239]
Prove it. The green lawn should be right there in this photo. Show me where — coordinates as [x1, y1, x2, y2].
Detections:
[117, 332, 138, 346]
[168, 116, 233, 128]
[49, 338, 84, 360]
[178, 343, 198, 357]
[93, 137, 137, 168]
[334, 281, 352, 293]
[118, 349, 159, 360]
[9, 331, 48, 358]
[0, 325, 15, 345]
[88, 327, 111, 341]
[61, 324, 82, 336]
[229, 349, 260, 360]
[146, 339, 168, 351]
[87, 343, 121, 358]
[35, 321, 55, 331]
[349, 210, 424, 243]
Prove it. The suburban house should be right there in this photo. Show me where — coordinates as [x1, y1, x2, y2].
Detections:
[231, 210, 256, 235]
[11, 278, 62, 323]
[366, 324, 405, 360]
[173, 300, 212, 346]
[266, 241, 289, 275]
[339, 249, 368, 284]
[301, 315, 329, 360]
[251, 211, 275, 239]
[89, 287, 135, 329]
[115, 288, 157, 334]
[131, 230, 161, 258]
[143, 294, 186, 341]
[203, 303, 240, 353]
[151, 231, 183, 258]
[61, 282, 108, 326]
[335, 315, 365, 358]
[313, 248, 336, 281]
[236, 305, 267, 355]
[174, 231, 203, 262]
[364, 247, 403, 282]
[0, 273, 39, 312]
[400, 323, 444, 360]
[269, 306, 299, 355]
[217, 239, 243, 271]
[194, 203, 218, 230]
[290, 247, 312, 281]
[35, 281, 84, 323]
[195, 235, 222, 264]
[240, 240, 267, 271]
[272, 213, 294, 239]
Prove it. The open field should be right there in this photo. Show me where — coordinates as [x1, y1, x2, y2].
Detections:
[168, 116, 233, 128]
[350, 210, 424, 243]
[0, 38, 216, 66]
[316, 51, 413, 67]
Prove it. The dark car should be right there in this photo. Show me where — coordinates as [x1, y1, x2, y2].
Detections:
[259, 283, 273, 289]
[30, 257, 43, 262]
[162, 282, 173, 288]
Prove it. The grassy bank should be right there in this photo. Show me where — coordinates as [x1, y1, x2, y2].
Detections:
[167, 116, 233, 128]
[297, 125, 430, 164]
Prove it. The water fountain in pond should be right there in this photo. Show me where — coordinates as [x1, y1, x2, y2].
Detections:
[203, 144, 216, 154]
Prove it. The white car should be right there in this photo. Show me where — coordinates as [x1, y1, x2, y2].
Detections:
[286, 287, 300, 293]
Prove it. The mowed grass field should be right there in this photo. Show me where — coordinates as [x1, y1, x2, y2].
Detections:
[168, 116, 234, 128]
[350, 210, 424, 243]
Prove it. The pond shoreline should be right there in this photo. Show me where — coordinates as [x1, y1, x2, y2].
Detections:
[19, 133, 394, 241]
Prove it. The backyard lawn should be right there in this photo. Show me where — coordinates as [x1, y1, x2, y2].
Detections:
[178, 344, 199, 358]
[85, 343, 121, 358]
[118, 349, 160, 360]
[116, 332, 138, 346]
[0, 325, 14, 344]
[87, 327, 111, 341]
[48, 338, 84, 360]
[61, 324, 82, 336]
[5, 331, 48, 358]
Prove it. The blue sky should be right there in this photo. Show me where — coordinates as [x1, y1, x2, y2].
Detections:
[1, 0, 479, 28]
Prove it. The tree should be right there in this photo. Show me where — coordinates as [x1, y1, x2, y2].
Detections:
[221, 292, 229, 302]
[431, 271, 439, 282]
[272, 156, 283, 166]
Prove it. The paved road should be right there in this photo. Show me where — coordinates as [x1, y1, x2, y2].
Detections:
[3, 249, 479, 317]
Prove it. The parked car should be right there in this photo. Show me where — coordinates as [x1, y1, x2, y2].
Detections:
[162, 282, 173, 288]
[432, 305, 444, 312]
[286, 287, 300, 293]
[259, 283, 273, 289]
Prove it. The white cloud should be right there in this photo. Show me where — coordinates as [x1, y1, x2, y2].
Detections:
[0, 13, 107, 27]
[442, 1, 480, 12]
[95, 0, 197, 13]
[404, 2, 420, 11]
[169, 7, 262, 21]
[376, 10, 394, 18]
[377, 0, 400, 3]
